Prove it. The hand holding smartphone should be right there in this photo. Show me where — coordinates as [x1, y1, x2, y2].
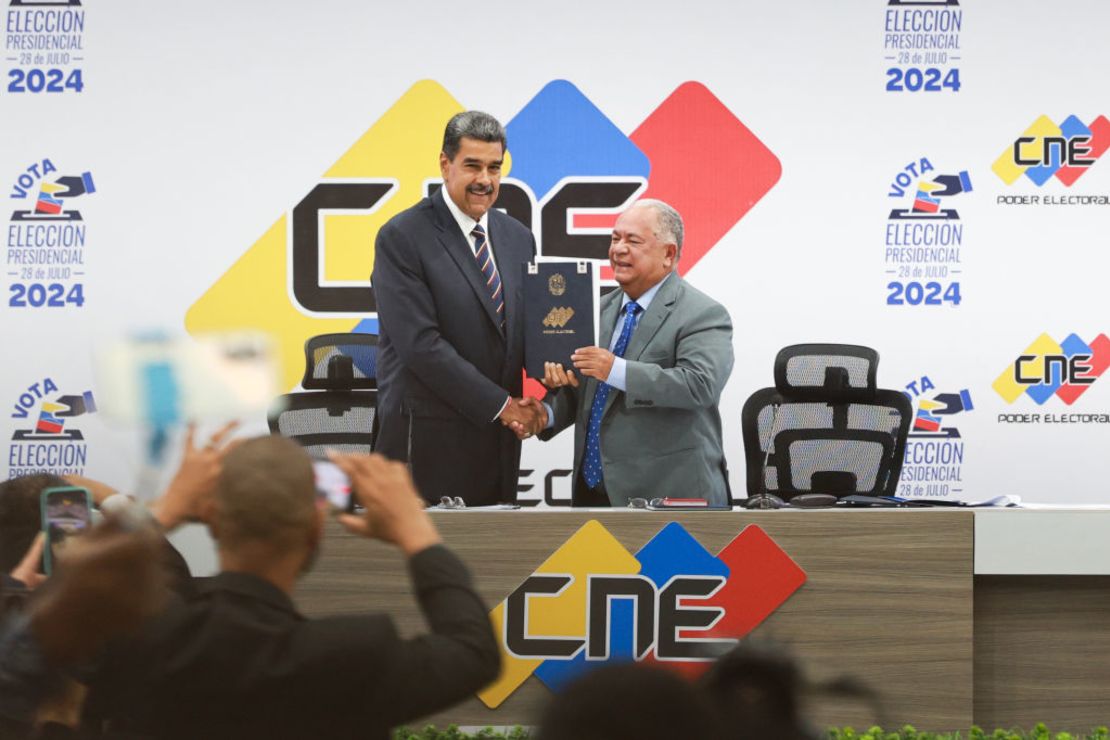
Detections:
[40, 486, 93, 575]
[312, 460, 357, 513]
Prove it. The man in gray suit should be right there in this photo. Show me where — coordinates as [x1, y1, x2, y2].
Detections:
[533, 199, 734, 507]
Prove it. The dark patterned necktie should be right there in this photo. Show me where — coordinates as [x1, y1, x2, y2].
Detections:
[471, 224, 504, 328]
[581, 301, 642, 489]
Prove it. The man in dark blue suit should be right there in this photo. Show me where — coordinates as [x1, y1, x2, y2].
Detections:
[372, 112, 543, 505]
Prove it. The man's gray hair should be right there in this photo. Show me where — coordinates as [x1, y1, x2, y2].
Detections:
[442, 111, 507, 161]
[633, 199, 685, 261]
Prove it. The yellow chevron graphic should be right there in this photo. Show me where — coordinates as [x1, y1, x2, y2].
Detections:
[186, 81, 513, 389]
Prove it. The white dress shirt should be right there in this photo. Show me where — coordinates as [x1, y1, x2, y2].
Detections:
[440, 187, 499, 274]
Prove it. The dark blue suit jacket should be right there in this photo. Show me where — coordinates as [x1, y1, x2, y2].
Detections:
[82, 546, 498, 739]
[372, 192, 535, 504]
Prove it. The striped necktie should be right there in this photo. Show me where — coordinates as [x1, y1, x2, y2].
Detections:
[581, 300, 642, 489]
[471, 224, 504, 328]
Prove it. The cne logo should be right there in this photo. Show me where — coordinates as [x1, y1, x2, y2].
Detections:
[479, 521, 806, 708]
[993, 115, 1110, 187]
[542, 307, 574, 329]
[186, 80, 781, 389]
[993, 333, 1110, 405]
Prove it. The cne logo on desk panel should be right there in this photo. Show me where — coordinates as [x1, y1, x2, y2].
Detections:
[185, 80, 780, 390]
[478, 521, 806, 708]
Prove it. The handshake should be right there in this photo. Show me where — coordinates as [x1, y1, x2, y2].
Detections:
[499, 396, 547, 440]
[498, 350, 612, 441]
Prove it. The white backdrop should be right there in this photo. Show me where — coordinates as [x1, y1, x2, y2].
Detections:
[3, 0, 1109, 506]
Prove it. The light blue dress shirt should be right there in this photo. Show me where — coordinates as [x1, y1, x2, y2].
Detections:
[604, 273, 670, 392]
[541, 272, 673, 428]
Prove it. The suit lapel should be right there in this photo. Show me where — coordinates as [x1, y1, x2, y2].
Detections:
[598, 290, 620, 349]
[599, 274, 679, 419]
[430, 196, 505, 338]
[624, 274, 679, 361]
[488, 211, 516, 340]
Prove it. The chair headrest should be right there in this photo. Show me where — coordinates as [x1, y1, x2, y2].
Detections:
[301, 333, 379, 390]
[773, 344, 878, 401]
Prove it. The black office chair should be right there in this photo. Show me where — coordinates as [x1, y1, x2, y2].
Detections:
[267, 333, 379, 458]
[740, 344, 912, 507]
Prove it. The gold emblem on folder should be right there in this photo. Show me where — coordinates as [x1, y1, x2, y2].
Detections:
[548, 273, 566, 296]
[542, 306, 575, 329]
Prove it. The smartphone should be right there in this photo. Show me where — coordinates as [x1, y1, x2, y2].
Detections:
[40, 485, 93, 575]
[312, 460, 356, 512]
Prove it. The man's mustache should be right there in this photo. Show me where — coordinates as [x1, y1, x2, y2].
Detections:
[467, 184, 495, 195]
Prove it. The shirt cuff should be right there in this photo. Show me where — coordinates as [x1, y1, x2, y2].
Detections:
[606, 357, 628, 391]
[492, 395, 511, 422]
[542, 402, 555, 430]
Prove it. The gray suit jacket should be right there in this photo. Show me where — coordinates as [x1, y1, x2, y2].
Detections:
[542, 273, 734, 506]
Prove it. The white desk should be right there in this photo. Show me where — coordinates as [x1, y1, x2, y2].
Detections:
[974, 508, 1110, 574]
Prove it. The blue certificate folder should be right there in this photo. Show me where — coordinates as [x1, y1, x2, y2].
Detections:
[522, 261, 596, 379]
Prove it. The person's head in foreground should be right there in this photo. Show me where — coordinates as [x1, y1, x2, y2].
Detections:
[205, 435, 322, 588]
[536, 662, 723, 740]
[699, 641, 819, 740]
